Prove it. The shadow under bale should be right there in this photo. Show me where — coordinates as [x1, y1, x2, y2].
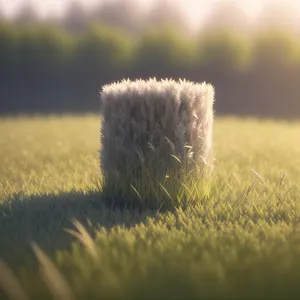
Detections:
[0, 190, 158, 269]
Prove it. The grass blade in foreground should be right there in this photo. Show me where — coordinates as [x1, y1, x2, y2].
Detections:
[31, 242, 75, 300]
[0, 259, 29, 300]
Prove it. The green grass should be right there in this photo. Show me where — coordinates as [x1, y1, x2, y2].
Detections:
[1, 115, 300, 300]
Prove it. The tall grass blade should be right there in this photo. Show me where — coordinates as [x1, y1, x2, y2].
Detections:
[0, 259, 29, 300]
[158, 182, 173, 203]
[170, 154, 182, 164]
[251, 168, 267, 186]
[64, 218, 97, 259]
[31, 242, 75, 300]
[130, 185, 144, 203]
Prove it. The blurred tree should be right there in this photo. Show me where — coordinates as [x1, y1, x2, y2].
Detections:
[0, 5, 5, 21]
[90, 0, 144, 35]
[131, 27, 194, 78]
[14, 0, 39, 26]
[43, 12, 64, 28]
[73, 24, 131, 82]
[144, 0, 189, 33]
[201, 0, 251, 34]
[252, 30, 300, 71]
[16, 27, 42, 80]
[63, 0, 89, 34]
[0, 22, 18, 78]
[249, 29, 300, 117]
[256, 0, 300, 33]
[196, 30, 252, 74]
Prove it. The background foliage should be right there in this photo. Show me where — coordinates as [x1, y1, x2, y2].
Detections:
[1, 0, 300, 118]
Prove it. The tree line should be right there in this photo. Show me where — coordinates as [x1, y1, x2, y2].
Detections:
[1, 21, 300, 118]
[3, 0, 300, 36]
[0, 0, 190, 36]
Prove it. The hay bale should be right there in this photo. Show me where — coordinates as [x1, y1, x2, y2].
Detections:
[100, 78, 215, 209]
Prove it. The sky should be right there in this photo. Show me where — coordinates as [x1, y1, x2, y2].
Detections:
[0, 0, 298, 29]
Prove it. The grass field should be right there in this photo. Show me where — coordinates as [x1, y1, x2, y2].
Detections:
[1, 115, 300, 300]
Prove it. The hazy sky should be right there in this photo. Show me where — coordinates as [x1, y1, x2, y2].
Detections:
[0, 0, 297, 28]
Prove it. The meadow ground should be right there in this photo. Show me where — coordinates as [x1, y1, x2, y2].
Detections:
[0, 115, 300, 299]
